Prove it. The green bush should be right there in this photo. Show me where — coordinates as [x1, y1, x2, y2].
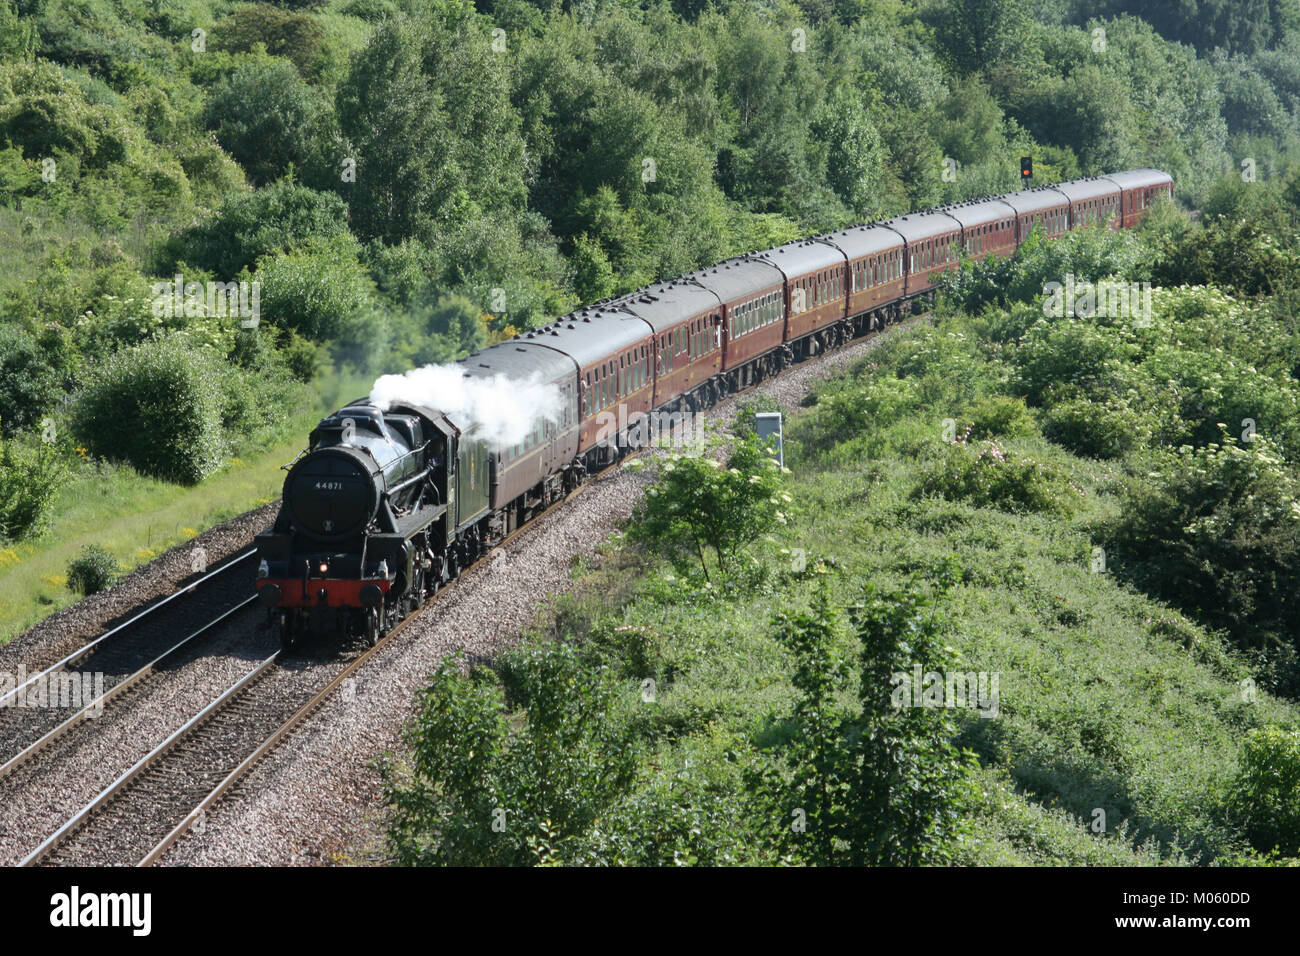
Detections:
[210, 5, 330, 79]
[253, 235, 378, 343]
[1153, 217, 1300, 297]
[626, 434, 788, 580]
[203, 58, 332, 188]
[66, 544, 119, 595]
[386, 292, 487, 369]
[964, 395, 1037, 440]
[914, 439, 1080, 515]
[1039, 396, 1145, 459]
[1111, 436, 1300, 651]
[71, 337, 225, 484]
[1010, 316, 1142, 407]
[383, 643, 637, 866]
[157, 181, 350, 279]
[801, 377, 920, 454]
[755, 579, 979, 865]
[1228, 726, 1300, 856]
[340, 0, 397, 20]
[0, 326, 65, 437]
[0, 429, 64, 540]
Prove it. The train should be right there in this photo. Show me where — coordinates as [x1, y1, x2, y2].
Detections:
[254, 168, 1174, 649]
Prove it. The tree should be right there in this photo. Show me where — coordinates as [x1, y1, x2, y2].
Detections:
[71, 337, 226, 484]
[204, 59, 332, 187]
[0, 428, 64, 540]
[765, 586, 853, 864]
[812, 87, 888, 220]
[0, 326, 65, 437]
[933, 0, 1032, 75]
[211, 5, 329, 79]
[757, 576, 979, 865]
[848, 576, 979, 865]
[383, 644, 637, 866]
[335, 4, 526, 245]
[1229, 726, 1300, 856]
[626, 434, 788, 581]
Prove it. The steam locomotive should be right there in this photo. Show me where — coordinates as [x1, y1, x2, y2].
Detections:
[254, 169, 1173, 649]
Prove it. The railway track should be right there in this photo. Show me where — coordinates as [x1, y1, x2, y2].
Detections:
[0, 550, 259, 780]
[17, 460, 621, 867]
[14, 314, 917, 867]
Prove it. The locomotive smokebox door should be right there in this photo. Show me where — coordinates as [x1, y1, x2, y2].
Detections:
[755, 412, 784, 468]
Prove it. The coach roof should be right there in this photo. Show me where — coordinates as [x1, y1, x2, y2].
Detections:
[1053, 177, 1121, 204]
[1102, 168, 1174, 191]
[996, 185, 1071, 215]
[939, 197, 1017, 228]
[686, 256, 785, 303]
[457, 338, 576, 384]
[881, 209, 963, 244]
[817, 223, 905, 260]
[751, 238, 845, 279]
[518, 305, 651, 368]
[616, 279, 719, 334]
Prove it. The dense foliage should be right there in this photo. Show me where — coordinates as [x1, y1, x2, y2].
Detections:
[3, 0, 1300, 538]
[384, 206, 1300, 865]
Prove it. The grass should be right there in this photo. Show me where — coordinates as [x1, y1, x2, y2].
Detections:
[0, 366, 372, 644]
[510, 312, 1300, 864]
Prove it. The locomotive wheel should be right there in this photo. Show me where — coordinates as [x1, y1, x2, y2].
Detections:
[364, 607, 380, 647]
[410, 566, 424, 610]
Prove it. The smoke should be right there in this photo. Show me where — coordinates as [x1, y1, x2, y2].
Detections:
[369, 363, 566, 451]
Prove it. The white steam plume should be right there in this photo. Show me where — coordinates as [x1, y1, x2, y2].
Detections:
[369, 363, 565, 451]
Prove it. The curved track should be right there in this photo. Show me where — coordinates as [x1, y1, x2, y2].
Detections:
[15, 309, 918, 867]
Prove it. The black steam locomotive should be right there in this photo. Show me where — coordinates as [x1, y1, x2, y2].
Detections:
[254, 399, 500, 648]
[255, 168, 1173, 649]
